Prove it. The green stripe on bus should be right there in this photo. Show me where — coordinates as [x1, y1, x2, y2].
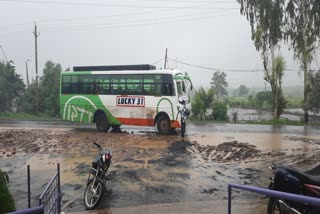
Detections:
[60, 94, 121, 125]
[156, 98, 175, 121]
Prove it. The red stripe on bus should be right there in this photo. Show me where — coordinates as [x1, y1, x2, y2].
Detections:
[117, 118, 181, 128]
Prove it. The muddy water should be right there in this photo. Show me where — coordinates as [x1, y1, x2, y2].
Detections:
[1, 125, 320, 213]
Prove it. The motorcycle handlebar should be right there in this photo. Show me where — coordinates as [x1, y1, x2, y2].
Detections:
[93, 142, 103, 151]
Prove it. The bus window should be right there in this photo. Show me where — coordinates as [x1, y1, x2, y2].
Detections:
[95, 75, 110, 94]
[79, 75, 95, 94]
[154, 83, 161, 96]
[182, 81, 186, 93]
[176, 81, 182, 96]
[127, 74, 143, 95]
[161, 83, 174, 96]
[143, 74, 155, 95]
[161, 74, 173, 83]
[110, 74, 126, 95]
[62, 75, 71, 94]
[62, 75, 79, 94]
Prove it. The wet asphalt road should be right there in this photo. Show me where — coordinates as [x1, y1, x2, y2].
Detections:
[1, 120, 320, 213]
[0, 119, 319, 135]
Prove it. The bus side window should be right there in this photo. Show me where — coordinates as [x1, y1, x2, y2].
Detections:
[182, 81, 186, 93]
[148, 84, 154, 95]
[154, 84, 161, 96]
[177, 81, 182, 96]
[161, 83, 173, 96]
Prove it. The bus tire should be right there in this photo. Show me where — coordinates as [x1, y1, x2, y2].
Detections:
[96, 113, 110, 132]
[157, 115, 171, 135]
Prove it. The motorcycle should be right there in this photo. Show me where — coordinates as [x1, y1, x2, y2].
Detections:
[177, 97, 190, 140]
[268, 164, 320, 214]
[83, 142, 112, 210]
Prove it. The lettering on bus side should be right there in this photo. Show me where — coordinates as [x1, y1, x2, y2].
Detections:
[116, 96, 145, 107]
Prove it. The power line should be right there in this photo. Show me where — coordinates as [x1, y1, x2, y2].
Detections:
[0, 12, 238, 36]
[0, 2, 214, 29]
[115, 0, 236, 3]
[41, 9, 235, 31]
[0, 0, 239, 9]
[42, 12, 238, 32]
[168, 57, 220, 71]
[168, 58, 309, 72]
[151, 58, 164, 65]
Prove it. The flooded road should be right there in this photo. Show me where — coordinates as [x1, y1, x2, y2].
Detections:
[0, 122, 320, 213]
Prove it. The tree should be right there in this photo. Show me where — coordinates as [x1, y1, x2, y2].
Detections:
[308, 70, 320, 114]
[210, 71, 228, 102]
[238, 85, 250, 96]
[274, 55, 288, 118]
[237, 0, 287, 119]
[20, 60, 62, 116]
[0, 61, 25, 112]
[255, 91, 273, 109]
[39, 61, 62, 116]
[191, 87, 215, 120]
[20, 82, 38, 114]
[285, 0, 320, 124]
[211, 102, 228, 121]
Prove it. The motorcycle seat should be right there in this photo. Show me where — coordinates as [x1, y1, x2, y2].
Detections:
[283, 167, 320, 186]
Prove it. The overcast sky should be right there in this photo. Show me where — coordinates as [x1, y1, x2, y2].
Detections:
[0, 0, 312, 89]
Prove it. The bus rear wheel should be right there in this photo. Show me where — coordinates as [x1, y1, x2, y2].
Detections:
[96, 113, 110, 132]
[157, 115, 171, 135]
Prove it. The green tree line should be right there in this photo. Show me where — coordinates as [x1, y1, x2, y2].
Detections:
[0, 60, 62, 117]
[190, 69, 320, 122]
[236, 0, 320, 124]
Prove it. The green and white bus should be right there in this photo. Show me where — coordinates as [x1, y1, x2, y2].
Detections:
[60, 64, 193, 134]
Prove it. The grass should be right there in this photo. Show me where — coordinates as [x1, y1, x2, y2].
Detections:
[0, 170, 15, 213]
[286, 96, 303, 108]
[0, 112, 59, 120]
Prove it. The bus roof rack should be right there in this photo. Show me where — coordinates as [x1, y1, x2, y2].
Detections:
[73, 64, 156, 72]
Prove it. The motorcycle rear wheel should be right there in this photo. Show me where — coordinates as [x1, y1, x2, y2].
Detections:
[84, 179, 103, 210]
[267, 197, 282, 214]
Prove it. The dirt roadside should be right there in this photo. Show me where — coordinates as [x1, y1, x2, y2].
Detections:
[1, 127, 320, 213]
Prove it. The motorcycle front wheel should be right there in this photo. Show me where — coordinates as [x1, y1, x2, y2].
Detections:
[83, 179, 103, 210]
[267, 197, 282, 214]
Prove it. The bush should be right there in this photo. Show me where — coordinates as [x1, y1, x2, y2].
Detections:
[211, 102, 228, 121]
[0, 170, 15, 213]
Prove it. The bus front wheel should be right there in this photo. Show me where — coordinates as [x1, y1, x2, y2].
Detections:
[157, 116, 171, 135]
[96, 113, 110, 132]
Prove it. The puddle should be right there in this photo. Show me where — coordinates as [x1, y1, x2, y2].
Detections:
[1, 126, 320, 212]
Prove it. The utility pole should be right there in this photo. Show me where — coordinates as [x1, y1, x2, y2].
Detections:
[0, 45, 8, 63]
[33, 24, 40, 113]
[25, 60, 30, 87]
[164, 48, 168, 69]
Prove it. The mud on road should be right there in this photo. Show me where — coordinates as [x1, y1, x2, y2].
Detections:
[1, 127, 320, 212]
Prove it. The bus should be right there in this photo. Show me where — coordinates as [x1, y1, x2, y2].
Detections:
[60, 64, 193, 134]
